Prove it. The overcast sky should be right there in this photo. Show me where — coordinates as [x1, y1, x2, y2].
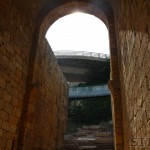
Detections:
[46, 12, 110, 54]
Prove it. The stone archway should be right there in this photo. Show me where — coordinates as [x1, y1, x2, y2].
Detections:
[18, 1, 124, 150]
[0, 0, 149, 150]
[39, 1, 124, 149]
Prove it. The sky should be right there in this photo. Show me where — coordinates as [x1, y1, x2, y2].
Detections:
[46, 12, 110, 54]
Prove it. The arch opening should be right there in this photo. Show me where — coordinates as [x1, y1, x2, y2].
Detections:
[38, 2, 123, 149]
[45, 11, 114, 149]
[45, 12, 110, 54]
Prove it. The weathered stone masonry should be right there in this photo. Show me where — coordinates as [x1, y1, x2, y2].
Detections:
[18, 38, 68, 150]
[0, 1, 68, 150]
[0, 2, 35, 149]
[115, 0, 150, 149]
[0, 0, 150, 150]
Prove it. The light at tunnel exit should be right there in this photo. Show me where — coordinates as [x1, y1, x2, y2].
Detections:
[46, 12, 110, 54]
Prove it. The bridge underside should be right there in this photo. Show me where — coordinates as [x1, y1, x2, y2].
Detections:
[56, 56, 110, 84]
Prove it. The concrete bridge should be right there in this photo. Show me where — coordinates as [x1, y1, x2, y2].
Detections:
[54, 50, 110, 84]
[69, 85, 110, 99]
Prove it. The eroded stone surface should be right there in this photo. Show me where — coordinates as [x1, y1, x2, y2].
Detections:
[0, 0, 150, 149]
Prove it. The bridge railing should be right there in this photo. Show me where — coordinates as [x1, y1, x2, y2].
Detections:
[54, 50, 110, 59]
[69, 85, 110, 99]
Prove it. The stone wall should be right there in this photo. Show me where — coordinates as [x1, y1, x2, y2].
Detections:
[0, 2, 35, 149]
[18, 38, 68, 150]
[0, 1, 68, 149]
[116, 0, 150, 149]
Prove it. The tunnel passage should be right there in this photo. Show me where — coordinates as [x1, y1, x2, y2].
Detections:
[0, 0, 149, 150]
[0, 1, 122, 150]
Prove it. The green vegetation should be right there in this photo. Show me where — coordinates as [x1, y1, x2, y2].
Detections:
[68, 96, 112, 125]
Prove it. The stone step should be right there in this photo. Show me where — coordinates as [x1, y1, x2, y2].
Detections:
[64, 125, 114, 150]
